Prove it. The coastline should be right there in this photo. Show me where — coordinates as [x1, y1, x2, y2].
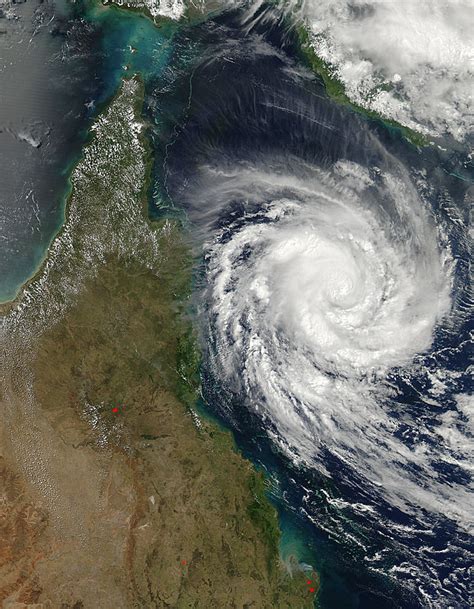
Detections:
[294, 24, 430, 148]
[0, 0, 317, 577]
[0, 0, 176, 306]
[0, 74, 318, 607]
[0, 73, 147, 315]
[0, 0, 433, 308]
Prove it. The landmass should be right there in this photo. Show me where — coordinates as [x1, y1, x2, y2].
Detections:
[100, 0, 430, 148]
[0, 76, 316, 607]
[294, 25, 429, 148]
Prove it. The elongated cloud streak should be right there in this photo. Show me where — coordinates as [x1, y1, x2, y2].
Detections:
[231, 0, 474, 142]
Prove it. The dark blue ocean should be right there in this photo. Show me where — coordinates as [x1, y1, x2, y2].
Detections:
[1, 2, 471, 608]
[154, 7, 473, 609]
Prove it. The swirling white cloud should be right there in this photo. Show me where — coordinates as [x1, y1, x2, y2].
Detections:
[203, 157, 473, 528]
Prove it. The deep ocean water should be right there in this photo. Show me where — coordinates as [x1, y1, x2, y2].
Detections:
[158, 9, 473, 609]
[1, 2, 472, 608]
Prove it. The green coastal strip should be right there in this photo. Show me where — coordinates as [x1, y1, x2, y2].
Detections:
[295, 25, 429, 147]
[0, 76, 317, 608]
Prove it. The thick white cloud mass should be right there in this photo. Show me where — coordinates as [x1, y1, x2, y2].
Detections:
[121, 0, 473, 140]
[204, 158, 474, 530]
[145, 0, 186, 19]
[295, 0, 474, 142]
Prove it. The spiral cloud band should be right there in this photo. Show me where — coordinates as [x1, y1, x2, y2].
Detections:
[203, 157, 471, 526]
[161, 12, 473, 605]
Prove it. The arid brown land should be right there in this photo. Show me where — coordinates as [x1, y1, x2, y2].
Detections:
[0, 78, 316, 608]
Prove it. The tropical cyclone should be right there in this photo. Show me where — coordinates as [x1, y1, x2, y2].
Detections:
[203, 154, 470, 525]
[0, 77, 314, 608]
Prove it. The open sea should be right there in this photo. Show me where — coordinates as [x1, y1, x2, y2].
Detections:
[1, 2, 472, 608]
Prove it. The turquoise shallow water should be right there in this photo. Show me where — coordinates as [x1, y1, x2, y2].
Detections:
[77, 6, 474, 609]
[161, 8, 472, 608]
[0, 1, 174, 302]
[0, 0, 96, 301]
[85, 3, 178, 100]
[0, 3, 333, 606]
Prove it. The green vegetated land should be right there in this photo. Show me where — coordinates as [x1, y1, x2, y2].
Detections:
[295, 25, 429, 148]
[0, 77, 316, 608]
[104, 0, 429, 149]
